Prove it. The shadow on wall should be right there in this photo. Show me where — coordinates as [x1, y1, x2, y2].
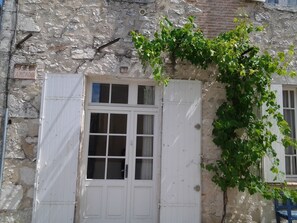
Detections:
[227, 189, 275, 223]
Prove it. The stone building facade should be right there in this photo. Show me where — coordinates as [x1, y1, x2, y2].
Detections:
[0, 0, 297, 222]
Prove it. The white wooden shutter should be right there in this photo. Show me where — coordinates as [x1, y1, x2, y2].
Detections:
[160, 80, 202, 223]
[32, 73, 84, 223]
[263, 84, 286, 182]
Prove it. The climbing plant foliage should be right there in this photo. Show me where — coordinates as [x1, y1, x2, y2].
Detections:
[132, 17, 297, 201]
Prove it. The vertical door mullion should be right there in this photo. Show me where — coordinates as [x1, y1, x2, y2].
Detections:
[126, 111, 132, 183]
[155, 110, 161, 222]
[131, 111, 137, 182]
[104, 113, 110, 179]
[126, 111, 136, 223]
[85, 112, 91, 180]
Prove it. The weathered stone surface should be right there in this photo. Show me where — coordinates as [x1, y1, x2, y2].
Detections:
[0, 209, 32, 223]
[22, 141, 36, 161]
[17, 14, 40, 32]
[0, 30, 14, 53]
[71, 48, 96, 60]
[6, 122, 26, 159]
[1, 0, 297, 222]
[26, 188, 34, 199]
[255, 11, 271, 22]
[8, 93, 39, 119]
[20, 167, 35, 186]
[227, 190, 273, 223]
[3, 160, 19, 184]
[0, 184, 23, 210]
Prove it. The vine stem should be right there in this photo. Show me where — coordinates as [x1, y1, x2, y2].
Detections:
[221, 190, 228, 223]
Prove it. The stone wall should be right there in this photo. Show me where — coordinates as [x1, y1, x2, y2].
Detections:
[1, 0, 297, 222]
[0, 0, 39, 222]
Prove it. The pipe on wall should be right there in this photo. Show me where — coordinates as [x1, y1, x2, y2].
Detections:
[0, 0, 18, 190]
[0, 0, 5, 31]
[0, 108, 9, 188]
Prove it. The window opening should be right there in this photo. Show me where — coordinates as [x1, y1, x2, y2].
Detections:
[283, 89, 297, 177]
[266, 0, 297, 6]
[267, 0, 279, 3]
[288, 0, 297, 6]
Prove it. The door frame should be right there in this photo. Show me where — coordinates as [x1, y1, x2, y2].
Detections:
[76, 78, 162, 223]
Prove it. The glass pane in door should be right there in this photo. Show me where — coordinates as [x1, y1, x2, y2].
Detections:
[135, 159, 153, 180]
[135, 114, 154, 180]
[138, 86, 155, 105]
[92, 83, 110, 103]
[90, 113, 108, 133]
[111, 84, 129, 104]
[108, 136, 126, 156]
[136, 137, 153, 157]
[137, 115, 154, 134]
[110, 114, 127, 133]
[87, 158, 105, 179]
[107, 158, 125, 179]
[88, 136, 107, 156]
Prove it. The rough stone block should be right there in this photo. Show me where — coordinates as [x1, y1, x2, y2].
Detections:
[0, 30, 13, 53]
[23, 136, 37, 161]
[0, 184, 23, 210]
[20, 167, 35, 186]
[26, 188, 34, 199]
[22, 141, 36, 161]
[0, 53, 9, 79]
[8, 86, 40, 118]
[71, 48, 96, 60]
[17, 14, 40, 32]
[0, 209, 32, 223]
[3, 160, 19, 184]
[9, 98, 39, 117]
[6, 138, 26, 159]
[116, 0, 155, 3]
[27, 119, 39, 137]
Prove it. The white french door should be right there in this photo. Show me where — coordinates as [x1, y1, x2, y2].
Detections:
[80, 82, 160, 223]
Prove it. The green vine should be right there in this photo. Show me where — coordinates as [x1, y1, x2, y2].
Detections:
[132, 17, 297, 221]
